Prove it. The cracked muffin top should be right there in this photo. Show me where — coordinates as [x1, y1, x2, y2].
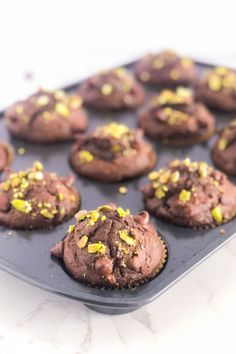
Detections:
[79, 67, 145, 110]
[212, 119, 236, 175]
[70, 122, 156, 182]
[5, 89, 88, 143]
[142, 158, 236, 228]
[196, 66, 236, 111]
[50, 204, 167, 288]
[0, 162, 80, 229]
[134, 50, 197, 87]
[138, 87, 215, 144]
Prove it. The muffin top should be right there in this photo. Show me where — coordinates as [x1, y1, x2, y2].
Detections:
[201, 67, 236, 94]
[74, 122, 143, 161]
[79, 67, 145, 110]
[50, 204, 167, 288]
[0, 141, 14, 173]
[70, 122, 156, 182]
[138, 87, 215, 143]
[134, 50, 197, 86]
[0, 162, 80, 229]
[5, 89, 87, 142]
[212, 119, 236, 175]
[142, 158, 236, 228]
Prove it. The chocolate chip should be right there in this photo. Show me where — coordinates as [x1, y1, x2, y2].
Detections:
[134, 211, 149, 225]
[95, 257, 113, 276]
[50, 241, 64, 258]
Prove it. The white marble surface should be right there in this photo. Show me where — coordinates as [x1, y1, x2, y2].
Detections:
[1, 1, 236, 353]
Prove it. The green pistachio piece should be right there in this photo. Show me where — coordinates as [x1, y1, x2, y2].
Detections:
[77, 235, 88, 249]
[211, 206, 223, 224]
[11, 199, 32, 214]
[88, 242, 106, 254]
[119, 229, 136, 246]
[179, 189, 191, 202]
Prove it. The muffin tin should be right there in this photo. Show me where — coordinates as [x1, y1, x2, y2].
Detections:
[0, 60, 236, 315]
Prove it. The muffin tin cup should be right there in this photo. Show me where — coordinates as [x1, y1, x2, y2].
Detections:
[0, 60, 236, 315]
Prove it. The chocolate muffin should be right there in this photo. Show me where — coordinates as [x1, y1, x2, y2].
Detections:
[79, 67, 145, 110]
[70, 122, 157, 182]
[134, 50, 197, 87]
[139, 87, 215, 145]
[212, 119, 236, 175]
[196, 67, 236, 111]
[50, 204, 167, 288]
[0, 141, 14, 173]
[5, 89, 88, 143]
[0, 162, 80, 230]
[142, 158, 236, 228]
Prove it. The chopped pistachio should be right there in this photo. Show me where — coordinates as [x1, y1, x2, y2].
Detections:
[101, 83, 113, 96]
[181, 58, 192, 67]
[21, 180, 29, 189]
[119, 186, 128, 194]
[218, 138, 227, 151]
[97, 122, 129, 139]
[117, 206, 130, 217]
[11, 199, 32, 214]
[179, 189, 191, 202]
[208, 75, 221, 91]
[87, 210, 100, 226]
[70, 95, 83, 109]
[79, 150, 94, 163]
[211, 206, 223, 224]
[34, 171, 44, 181]
[88, 242, 106, 254]
[171, 159, 180, 167]
[40, 209, 54, 219]
[55, 102, 69, 117]
[140, 71, 150, 82]
[54, 90, 65, 100]
[171, 171, 180, 183]
[170, 70, 180, 80]
[67, 224, 75, 233]
[16, 105, 24, 114]
[77, 235, 88, 249]
[159, 171, 171, 184]
[36, 95, 50, 106]
[119, 229, 136, 246]
[58, 193, 64, 201]
[148, 171, 159, 181]
[183, 157, 191, 166]
[215, 67, 227, 75]
[60, 207, 65, 215]
[155, 187, 165, 199]
[33, 161, 44, 171]
[17, 147, 26, 156]
[153, 58, 165, 69]
[198, 162, 208, 177]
